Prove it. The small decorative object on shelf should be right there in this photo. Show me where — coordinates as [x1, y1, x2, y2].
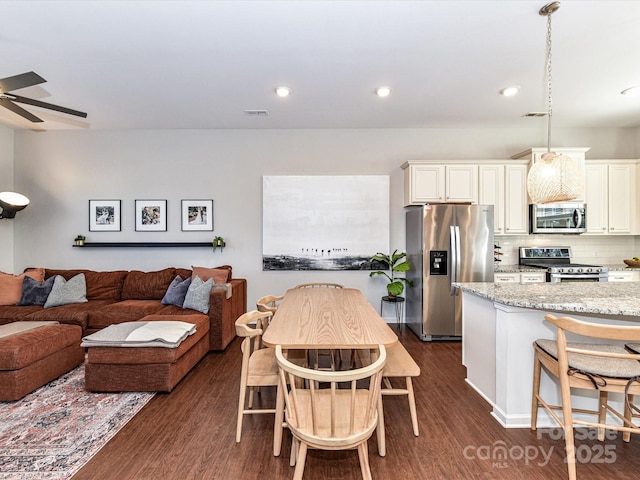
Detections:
[212, 236, 226, 252]
[74, 235, 86, 246]
[494, 244, 503, 265]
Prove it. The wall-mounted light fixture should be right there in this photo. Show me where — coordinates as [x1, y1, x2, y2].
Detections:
[0, 191, 30, 219]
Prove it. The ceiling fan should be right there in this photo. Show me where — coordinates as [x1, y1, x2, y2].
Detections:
[0, 71, 87, 123]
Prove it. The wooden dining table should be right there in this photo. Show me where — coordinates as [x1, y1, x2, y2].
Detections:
[262, 287, 398, 349]
[262, 287, 398, 456]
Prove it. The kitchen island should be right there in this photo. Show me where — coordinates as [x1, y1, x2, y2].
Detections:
[457, 281, 640, 428]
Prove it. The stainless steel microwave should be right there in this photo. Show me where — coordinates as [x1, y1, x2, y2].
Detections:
[529, 203, 586, 234]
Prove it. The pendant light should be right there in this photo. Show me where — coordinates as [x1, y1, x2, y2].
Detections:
[527, 2, 583, 204]
[0, 191, 30, 219]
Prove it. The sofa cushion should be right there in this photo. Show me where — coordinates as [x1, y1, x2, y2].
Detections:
[0, 268, 45, 306]
[161, 275, 192, 307]
[45, 269, 128, 301]
[122, 268, 176, 300]
[0, 305, 43, 322]
[191, 266, 230, 284]
[17, 276, 56, 306]
[44, 273, 88, 308]
[183, 276, 214, 314]
[88, 299, 166, 330]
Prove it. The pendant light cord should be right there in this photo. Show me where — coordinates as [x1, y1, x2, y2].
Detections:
[545, 8, 554, 154]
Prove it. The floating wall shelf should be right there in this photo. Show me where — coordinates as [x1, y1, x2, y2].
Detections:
[73, 242, 213, 248]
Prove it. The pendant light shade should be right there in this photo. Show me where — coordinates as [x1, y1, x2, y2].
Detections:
[527, 2, 583, 204]
[527, 152, 583, 204]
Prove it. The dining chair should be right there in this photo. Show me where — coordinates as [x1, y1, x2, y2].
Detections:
[531, 314, 640, 480]
[294, 283, 345, 369]
[294, 282, 344, 289]
[256, 294, 284, 315]
[357, 343, 420, 457]
[235, 310, 282, 444]
[275, 344, 387, 480]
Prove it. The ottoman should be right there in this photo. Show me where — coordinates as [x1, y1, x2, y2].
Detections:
[84, 314, 210, 392]
[0, 321, 84, 401]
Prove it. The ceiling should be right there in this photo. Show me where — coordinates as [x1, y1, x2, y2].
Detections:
[1, 0, 639, 131]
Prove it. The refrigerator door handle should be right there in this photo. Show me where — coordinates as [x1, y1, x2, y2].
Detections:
[450, 225, 457, 295]
[454, 226, 462, 296]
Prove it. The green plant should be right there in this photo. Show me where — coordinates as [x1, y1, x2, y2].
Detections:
[368, 249, 413, 297]
[212, 236, 226, 252]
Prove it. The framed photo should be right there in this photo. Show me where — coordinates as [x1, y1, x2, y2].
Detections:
[135, 199, 167, 232]
[89, 200, 121, 232]
[181, 199, 214, 231]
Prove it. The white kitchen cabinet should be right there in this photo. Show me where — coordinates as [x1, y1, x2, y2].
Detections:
[503, 164, 528, 235]
[520, 272, 546, 284]
[494, 273, 520, 283]
[402, 161, 477, 206]
[478, 162, 528, 236]
[608, 271, 635, 282]
[585, 160, 637, 235]
[479, 165, 504, 235]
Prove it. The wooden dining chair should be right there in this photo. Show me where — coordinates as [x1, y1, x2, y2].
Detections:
[294, 282, 344, 289]
[256, 294, 284, 315]
[531, 314, 640, 480]
[275, 344, 387, 480]
[235, 310, 282, 444]
[294, 283, 345, 369]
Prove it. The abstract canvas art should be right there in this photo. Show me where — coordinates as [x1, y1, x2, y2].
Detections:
[262, 175, 389, 270]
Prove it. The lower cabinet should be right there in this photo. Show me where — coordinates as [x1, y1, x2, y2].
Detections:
[608, 271, 640, 282]
[495, 272, 546, 284]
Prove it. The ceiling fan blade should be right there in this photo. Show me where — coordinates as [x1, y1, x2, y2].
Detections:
[0, 71, 46, 93]
[0, 97, 43, 122]
[10, 94, 87, 118]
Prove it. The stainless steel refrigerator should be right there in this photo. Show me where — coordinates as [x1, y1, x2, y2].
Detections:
[405, 204, 494, 341]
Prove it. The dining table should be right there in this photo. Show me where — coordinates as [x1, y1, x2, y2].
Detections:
[262, 286, 398, 456]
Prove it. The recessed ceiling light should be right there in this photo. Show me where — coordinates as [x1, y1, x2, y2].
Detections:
[621, 86, 640, 97]
[275, 86, 291, 97]
[499, 86, 520, 97]
[376, 86, 392, 97]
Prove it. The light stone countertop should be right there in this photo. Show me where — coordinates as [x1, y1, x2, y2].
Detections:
[495, 264, 640, 273]
[455, 281, 640, 317]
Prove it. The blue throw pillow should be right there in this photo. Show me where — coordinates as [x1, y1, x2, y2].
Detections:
[17, 275, 56, 306]
[161, 275, 192, 307]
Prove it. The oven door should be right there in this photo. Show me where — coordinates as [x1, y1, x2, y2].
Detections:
[548, 272, 608, 283]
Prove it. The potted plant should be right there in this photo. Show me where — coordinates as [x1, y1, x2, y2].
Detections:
[368, 249, 413, 297]
[212, 236, 226, 252]
[74, 235, 86, 246]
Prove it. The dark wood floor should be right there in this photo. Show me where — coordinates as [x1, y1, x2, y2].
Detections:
[72, 326, 640, 480]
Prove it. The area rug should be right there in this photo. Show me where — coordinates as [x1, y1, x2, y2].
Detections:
[0, 364, 154, 479]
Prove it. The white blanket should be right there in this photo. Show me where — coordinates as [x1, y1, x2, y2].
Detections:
[81, 321, 196, 348]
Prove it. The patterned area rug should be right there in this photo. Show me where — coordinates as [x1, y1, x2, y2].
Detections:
[0, 364, 154, 479]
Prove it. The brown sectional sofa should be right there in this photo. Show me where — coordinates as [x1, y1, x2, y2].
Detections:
[0, 266, 247, 352]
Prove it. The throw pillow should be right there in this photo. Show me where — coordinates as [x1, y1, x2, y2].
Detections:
[0, 268, 45, 305]
[191, 266, 230, 284]
[182, 276, 214, 314]
[161, 275, 192, 307]
[17, 275, 56, 306]
[44, 273, 89, 308]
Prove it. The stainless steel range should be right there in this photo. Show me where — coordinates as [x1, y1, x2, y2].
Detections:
[519, 246, 609, 283]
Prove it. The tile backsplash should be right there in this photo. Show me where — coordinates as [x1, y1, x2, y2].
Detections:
[495, 235, 639, 266]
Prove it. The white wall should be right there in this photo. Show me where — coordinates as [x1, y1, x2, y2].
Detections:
[0, 125, 15, 272]
[11, 126, 640, 314]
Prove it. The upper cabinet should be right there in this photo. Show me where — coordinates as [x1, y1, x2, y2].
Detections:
[478, 163, 528, 235]
[402, 161, 477, 205]
[584, 160, 638, 235]
[511, 147, 589, 203]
